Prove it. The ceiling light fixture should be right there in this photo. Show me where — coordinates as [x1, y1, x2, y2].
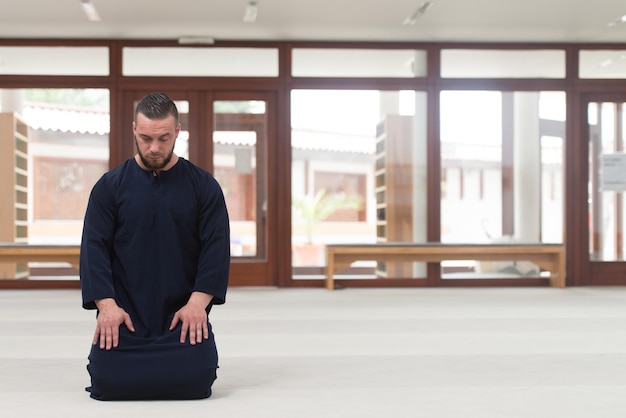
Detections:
[178, 36, 215, 45]
[243, 1, 259, 24]
[403, 1, 432, 26]
[80, 0, 101, 22]
[608, 14, 626, 27]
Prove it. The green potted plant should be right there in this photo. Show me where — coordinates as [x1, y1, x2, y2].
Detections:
[292, 188, 363, 265]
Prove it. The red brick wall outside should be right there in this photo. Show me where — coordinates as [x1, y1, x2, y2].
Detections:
[214, 166, 256, 221]
[34, 157, 107, 220]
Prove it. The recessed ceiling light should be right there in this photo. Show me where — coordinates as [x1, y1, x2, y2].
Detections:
[80, 0, 101, 22]
[243, 1, 259, 24]
[403, 1, 433, 26]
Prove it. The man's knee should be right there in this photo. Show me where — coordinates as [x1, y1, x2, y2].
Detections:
[86, 343, 218, 400]
[87, 364, 217, 400]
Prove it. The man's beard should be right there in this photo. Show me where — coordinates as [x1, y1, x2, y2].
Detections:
[135, 138, 174, 170]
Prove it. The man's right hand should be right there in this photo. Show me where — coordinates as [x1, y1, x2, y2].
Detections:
[93, 298, 135, 350]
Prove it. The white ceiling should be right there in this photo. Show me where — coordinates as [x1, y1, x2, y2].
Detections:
[2, 0, 626, 43]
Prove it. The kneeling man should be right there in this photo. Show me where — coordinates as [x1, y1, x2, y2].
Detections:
[80, 92, 230, 400]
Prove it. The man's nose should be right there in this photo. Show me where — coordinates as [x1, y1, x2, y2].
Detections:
[149, 141, 161, 153]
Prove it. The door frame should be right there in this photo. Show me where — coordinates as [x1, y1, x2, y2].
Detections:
[571, 92, 626, 285]
[121, 89, 282, 287]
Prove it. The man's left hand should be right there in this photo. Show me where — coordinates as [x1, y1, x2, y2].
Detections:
[169, 291, 213, 345]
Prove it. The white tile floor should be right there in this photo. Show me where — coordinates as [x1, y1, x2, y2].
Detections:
[2, 286, 626, 417]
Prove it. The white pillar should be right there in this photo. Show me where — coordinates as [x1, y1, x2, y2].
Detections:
[379, 91, 400, 118]
[513, 92, 541, 243]
[412, 92, 428, 243]
[412, 92, 428, 276]
[0, 89, 24, 114]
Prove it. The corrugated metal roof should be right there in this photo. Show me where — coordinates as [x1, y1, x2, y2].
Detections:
[22, 104, 110, 136]
[19, 104, 562, 164]
[291, 130, 375, 154]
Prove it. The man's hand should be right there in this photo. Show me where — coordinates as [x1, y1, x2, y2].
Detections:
[93, 298, 135, 350]
[170, 292, 213, 345]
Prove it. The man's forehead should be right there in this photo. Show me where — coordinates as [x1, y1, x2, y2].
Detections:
[135, 113, 178, 130]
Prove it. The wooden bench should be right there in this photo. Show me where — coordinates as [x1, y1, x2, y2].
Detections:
[325, 243, 566, 290]
[0, 243, 80, 270]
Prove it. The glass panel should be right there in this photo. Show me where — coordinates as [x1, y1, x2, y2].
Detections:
[292, 49, 427, 77]
[588, 102, 626, 260]
[174, 101, 189, 159]
[291, 89, 428, 279]
[0, 47, 109, 75]
[0, 88, 110, 280]
[123, 47, 279, 77]
[440, 90, 564, 278]
[579, 50, 626, 79]
[441, 49, 565, 78]
[213, 101, 267, 259]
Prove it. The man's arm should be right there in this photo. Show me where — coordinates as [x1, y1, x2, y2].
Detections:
[80, 176, 117, 310]
[168, 171, 228, 345]
[192, 174, 230, 305]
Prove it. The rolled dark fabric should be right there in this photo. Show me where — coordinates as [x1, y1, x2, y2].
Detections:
[86, 320, 218, 401]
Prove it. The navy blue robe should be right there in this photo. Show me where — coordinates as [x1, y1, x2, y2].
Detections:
[80, 157, 230, 400]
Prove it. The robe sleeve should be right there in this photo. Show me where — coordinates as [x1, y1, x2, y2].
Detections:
[193, 175, 230, 306]
[80, 176, 117, 310]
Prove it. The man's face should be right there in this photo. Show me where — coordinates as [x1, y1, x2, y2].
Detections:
[133, 113, 180, 171]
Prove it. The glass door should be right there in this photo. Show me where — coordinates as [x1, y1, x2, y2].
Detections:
[123, 91, 277, 286]
[211, 93, 276, 286]
[583, 97, 626, 285]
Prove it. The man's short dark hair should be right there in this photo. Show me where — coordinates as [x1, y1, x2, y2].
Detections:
[134, 92, 179, 124]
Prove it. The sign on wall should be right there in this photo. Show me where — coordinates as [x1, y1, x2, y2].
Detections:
[602, 153, 626, 192]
